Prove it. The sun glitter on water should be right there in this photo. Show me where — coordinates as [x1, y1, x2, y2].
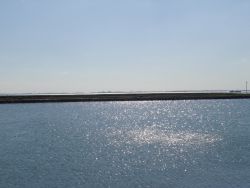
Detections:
[106, 126, 222, 147]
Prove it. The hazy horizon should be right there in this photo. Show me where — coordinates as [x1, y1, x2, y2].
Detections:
[1, 0, 250, 93]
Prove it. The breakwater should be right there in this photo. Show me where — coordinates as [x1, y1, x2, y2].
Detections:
[0, 93, 250, 104]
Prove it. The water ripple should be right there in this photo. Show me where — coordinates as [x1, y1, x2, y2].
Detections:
[106, 126, 222, 147]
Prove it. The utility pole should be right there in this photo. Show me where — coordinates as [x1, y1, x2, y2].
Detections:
[246, 81, 248, 94]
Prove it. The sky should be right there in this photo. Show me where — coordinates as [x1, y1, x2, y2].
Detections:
[0, 0, 250, 93]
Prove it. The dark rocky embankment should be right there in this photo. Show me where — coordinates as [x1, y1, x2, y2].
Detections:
[0, 93, 250, 104]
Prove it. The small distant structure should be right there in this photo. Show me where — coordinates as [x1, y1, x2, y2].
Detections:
[229, 90, 241, 93]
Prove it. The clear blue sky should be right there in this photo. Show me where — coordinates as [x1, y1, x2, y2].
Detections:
[0, 0, 249, 93]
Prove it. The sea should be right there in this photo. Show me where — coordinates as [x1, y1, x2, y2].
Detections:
[0, 100, 250, 188]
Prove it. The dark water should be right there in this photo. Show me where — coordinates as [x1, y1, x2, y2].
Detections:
[0, 100, 250, 188]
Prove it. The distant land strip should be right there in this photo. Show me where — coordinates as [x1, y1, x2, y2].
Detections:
[0, 93, 250, 104]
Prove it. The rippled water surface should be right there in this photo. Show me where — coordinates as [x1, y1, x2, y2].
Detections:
[1, 100, 250, 187]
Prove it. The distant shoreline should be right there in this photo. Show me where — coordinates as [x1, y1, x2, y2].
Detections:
[0, 93, 250, 104]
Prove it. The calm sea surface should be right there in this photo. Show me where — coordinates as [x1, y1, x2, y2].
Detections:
[0, 100, 250, 188]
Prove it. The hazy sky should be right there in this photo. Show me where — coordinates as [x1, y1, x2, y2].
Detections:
[0, 0, 250, 93]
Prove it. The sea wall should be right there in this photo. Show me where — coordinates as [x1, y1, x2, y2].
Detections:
[0, 93, 250, 104]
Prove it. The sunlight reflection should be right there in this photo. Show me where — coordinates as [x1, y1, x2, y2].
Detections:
[106, 126, 222, 147]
